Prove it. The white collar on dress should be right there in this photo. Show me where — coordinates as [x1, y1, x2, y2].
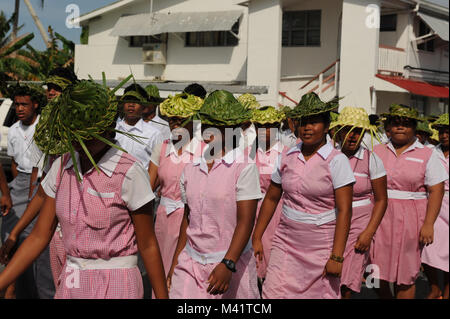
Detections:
[193, 147, 244, 173]
[287, 141, 334, 160]
[64, 146, 123, 178]
[117, 118, 145, 133]
[386, 137, 423, 155]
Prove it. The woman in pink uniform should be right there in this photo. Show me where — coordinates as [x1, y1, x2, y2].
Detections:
[253, 93, 355, 299]
[422, 113, 449, 299]
[330, 107, 388, 298]
[148, 93, 203, 278]
[372, 105, 446, 299]
[250, 106, 286, 285]
[0, 80, 169, 299]
[167, 90, 261, 299]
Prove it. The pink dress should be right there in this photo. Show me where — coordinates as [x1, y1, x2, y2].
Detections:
[372, 141, 435, 285]
[154, 140, 198, 277]
[262, 142, 355, 299]
[254, 142, 285, 279]
[340, 148, 384, 293]
[49, 227, 65, 289]
[50, 152, 146, 299]
[169, 150, 261, 299]
[422, 146, 449, 273]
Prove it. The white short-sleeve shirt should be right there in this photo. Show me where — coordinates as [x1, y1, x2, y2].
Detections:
[41, 147, 155, 212]
[7, 115, 40, 173]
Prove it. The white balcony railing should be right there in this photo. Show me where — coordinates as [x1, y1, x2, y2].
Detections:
[378, 45, 407, 76]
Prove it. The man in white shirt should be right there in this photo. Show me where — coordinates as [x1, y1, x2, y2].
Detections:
[2, 84, 45, 299]
[116, 84, 164, 169]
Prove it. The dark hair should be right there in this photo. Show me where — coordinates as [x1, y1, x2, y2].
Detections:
[124, 84, 149, 100]
[369, 114, 379, 126]
[48, 67, 78, 83]
[183, 83, 207, 99]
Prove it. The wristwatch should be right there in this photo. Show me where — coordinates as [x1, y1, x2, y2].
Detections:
[221, 259, 236, 273]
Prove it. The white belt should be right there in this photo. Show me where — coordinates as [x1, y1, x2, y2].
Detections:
[160, 196, 184, 215]
[352, 198, 372, 208]
[282, 205, 336, 226]
[66, 255, 138, 270]
[185, 240, 252, 265]
[387, 189, 427, 200]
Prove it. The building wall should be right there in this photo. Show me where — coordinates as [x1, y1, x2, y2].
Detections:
[376, 91, 411, 114]
[75, 0, 248, 82]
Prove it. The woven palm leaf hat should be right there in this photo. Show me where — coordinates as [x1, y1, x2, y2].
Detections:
[145, 84, 166, 104]
[381, 104, 425, 123]
[34, 74, 135, 180]
[46, 76, 73, 91]
[287, 92, 339, 119]
[415, 117, 433, 136]
[238, 93, 261, 110]
[159, 92, 204, 119]
[431, 113, 449, 129]
[194, 90, 253, 127]
[330, 106, 382, 147]
[251, 106, 285, 125]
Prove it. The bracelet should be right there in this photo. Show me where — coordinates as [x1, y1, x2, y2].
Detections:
[330, 254, 344, 263]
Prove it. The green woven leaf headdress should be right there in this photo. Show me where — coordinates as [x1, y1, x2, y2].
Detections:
[287, 92, 339, 119]
[431, 113, 449, 129]
[160, 93, 203, 119]
[416, 118, 433, 135]
[34, 73, 135, 181]
[238, 93, 260, 110]
[194, 90, 253, 126]
[381, 104, 424, 122]
[145, 84, 166, 104]
[46, 76, 73, 91]
[251, 106, 285, 124]
[120, 90, 149, 105]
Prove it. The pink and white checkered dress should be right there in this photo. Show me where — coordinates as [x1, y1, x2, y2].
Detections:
[52, 152, 143, 299]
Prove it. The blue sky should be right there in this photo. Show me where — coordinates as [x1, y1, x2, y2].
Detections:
[1, 0, 117, 50]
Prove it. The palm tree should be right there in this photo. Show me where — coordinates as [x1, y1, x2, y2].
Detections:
[11, 0, 49, 48]
[0, 11, 35, 81]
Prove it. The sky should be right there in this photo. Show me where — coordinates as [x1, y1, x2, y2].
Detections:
[1, 0, 118, 50]
[0, 0, 448, 51]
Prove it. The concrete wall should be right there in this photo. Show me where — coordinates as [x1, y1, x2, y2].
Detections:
[75, 0, 248, 82]
[247, 0, 282, 106]
[339, 0, 380, 113]
[376, 91, 411, 114]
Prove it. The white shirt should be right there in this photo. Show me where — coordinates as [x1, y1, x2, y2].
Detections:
[41, 147, 155, 212]
[115, 118, 164, 168]
[179, 148, 262, 203]
[146, 113, 171, 141]
[7, 115, 40, 173]
[271, 141, 356, 190]
[386, 138, 448, 187]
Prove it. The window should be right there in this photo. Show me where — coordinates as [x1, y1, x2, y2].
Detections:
[411, 95, 427, 115]
[282, 10, 321, 47]
[380, 14, 397, 32]
[185, 21, 239, 47]
[417, 20, 435, 52]
[129, 34, 165, 47]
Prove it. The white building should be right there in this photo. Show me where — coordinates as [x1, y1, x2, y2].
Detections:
[74, 0, 449, 115]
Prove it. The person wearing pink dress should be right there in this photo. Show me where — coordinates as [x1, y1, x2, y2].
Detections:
[250, 106, 286, 285]
[148, 93, 203, 280]
[0, 80, 169, 299]
[421, 113, 449, 299]
[330, 107, 388, 298]
[253, 93, 355, 299]
[372, 105, 447, 299]
[167, 90, 261, 299]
